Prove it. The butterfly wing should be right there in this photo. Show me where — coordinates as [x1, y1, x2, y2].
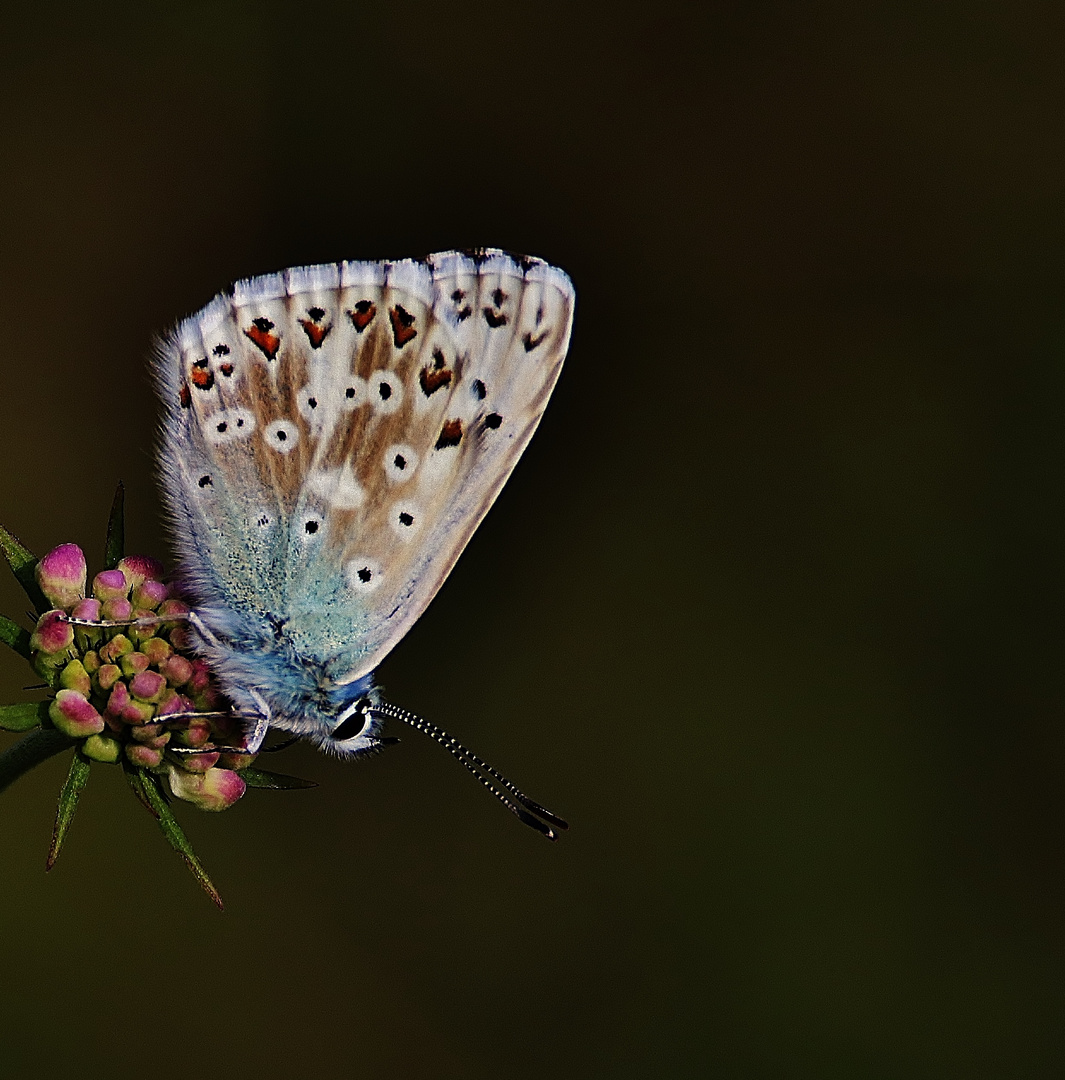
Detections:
[154, 250, 574, 685]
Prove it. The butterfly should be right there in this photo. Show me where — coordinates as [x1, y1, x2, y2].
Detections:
[150, 250, 574, 838]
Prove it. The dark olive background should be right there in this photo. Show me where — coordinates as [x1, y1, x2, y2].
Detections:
[2, 2, 1065, 1077]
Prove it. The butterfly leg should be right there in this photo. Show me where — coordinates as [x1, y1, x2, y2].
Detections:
[242, 689, 272, 754]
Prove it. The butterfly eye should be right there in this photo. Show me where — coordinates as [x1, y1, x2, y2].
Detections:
[264, 419, 300, 454]
[331, 699, 373, 742]
[383, 443, 418, 483]
[368, 371, 404, 414]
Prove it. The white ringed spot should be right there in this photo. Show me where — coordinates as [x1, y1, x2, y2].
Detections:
[368, 370, 403, 414]
[204, 408, 256, 445]
[383, 443, 418, 483]
[345, 557, 383, 593]
[264, 419, 300, 454]
[389, 502, 422, 540]
[339, 377, 368, 411]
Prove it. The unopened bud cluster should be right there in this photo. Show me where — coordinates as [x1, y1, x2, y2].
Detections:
[31, 544, 249, 811]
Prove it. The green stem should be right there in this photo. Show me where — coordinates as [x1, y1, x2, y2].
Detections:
[0, 729, 76, 795]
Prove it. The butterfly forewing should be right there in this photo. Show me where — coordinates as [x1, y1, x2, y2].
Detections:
[155, 250, 574, 682]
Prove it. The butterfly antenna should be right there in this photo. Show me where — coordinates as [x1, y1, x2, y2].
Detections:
[367, 701, 569, 840]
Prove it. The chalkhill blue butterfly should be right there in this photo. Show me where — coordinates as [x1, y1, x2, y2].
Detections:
[137, 249, 574, 838]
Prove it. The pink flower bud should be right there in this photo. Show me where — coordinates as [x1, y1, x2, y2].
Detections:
[92, 569, 129, 602]
[120, 651, 150, 677]
[130, 723, 170, 749]
[35, 544, 86, 610]
[156, 690, 191, 718]
[82, 733, 122, 763]
[30, 610, 75, 656]
[48, 689, 104, 738]
[106, 681, 130, 717]
[162, 655, 193, 686]
[126, 743, 163, 768]
[176, 750, 221, 773]
[101, 597, 133, 624]
[186, 659, 211, 693]
[116, 555, 164, 589]
[218, 750, 257, 770]
[122, 699, 157, 725]
[167, 766, 246, 811]
[130, 670, 167, 703]
[131, 579, 169, 611]
[59, 659, 91, 697]
[70, 597, 101, 622]
[156, 599, 189, 629]
[95, 663, 122, 691]
[171, 715, 211, 746]
[141, 637, 173, 668]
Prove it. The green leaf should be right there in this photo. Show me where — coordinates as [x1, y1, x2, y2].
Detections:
[237, 767, 318, 790]
[122, 762, 157, 816]
[47, 751, 90, 870]
[104, 482, 125, 571]
[0, 701, 48, 732]
[0, 730, 76, 797]
[0, 524, 47, 614]
[133, 767, 223, 910]
[0, 614, 31, 660]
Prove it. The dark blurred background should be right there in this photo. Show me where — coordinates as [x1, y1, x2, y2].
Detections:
[1, 2, 1064, 1076]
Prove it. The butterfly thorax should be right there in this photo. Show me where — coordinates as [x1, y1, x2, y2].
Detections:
[189, 602, 376, 749]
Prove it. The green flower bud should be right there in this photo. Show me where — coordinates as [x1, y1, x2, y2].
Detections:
[99, 635, 133, 664]
[142, 637, 173, 669]
[59, 659, 92, 697]
[82, 733, 122, 763]
[95, 663, 122, 691]
[48, 689, 105, 738]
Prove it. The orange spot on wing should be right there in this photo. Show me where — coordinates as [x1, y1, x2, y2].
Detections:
[244, 319, 280, 360]
[349, 301, 376, 331]
[179, 384, 191, 408]
[190, 367, 215, 391]
[419, 366, 453, 396]
[389, 305, 417, 347]
[298, 319, 332, 348]
[435, 418, 463, 449]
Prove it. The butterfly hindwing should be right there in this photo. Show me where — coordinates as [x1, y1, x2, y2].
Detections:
[154, 250, 574, 682]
